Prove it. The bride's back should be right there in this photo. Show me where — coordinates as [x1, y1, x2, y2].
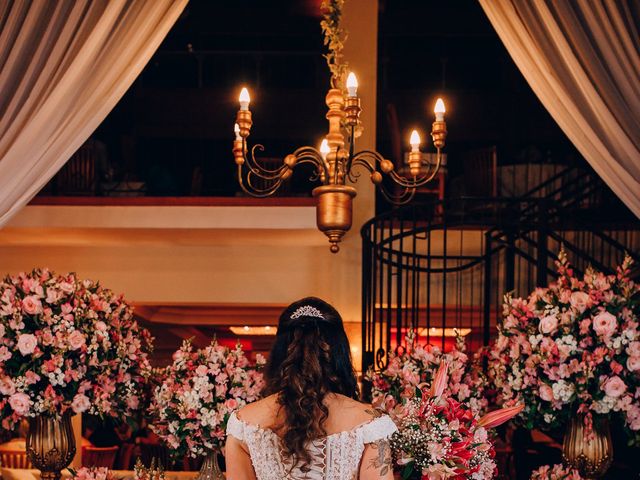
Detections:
[225, 297, 396, 480]
[235, 392, 378, 437]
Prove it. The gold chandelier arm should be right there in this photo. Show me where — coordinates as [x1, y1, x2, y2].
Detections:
[378, 184, 417, 205]
[348, 150, 383, 183]
[387, 148, 443, 188]
[348, 156, 375, 183]
[242, 143, 289, 181]
[292, 146, 330, 181]
[237, 165, 285, 198]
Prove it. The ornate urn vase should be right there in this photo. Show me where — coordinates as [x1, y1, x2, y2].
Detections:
[26, 414, 76, 480]
[196, 450, 224, 480]
[562, 415, 612, 479]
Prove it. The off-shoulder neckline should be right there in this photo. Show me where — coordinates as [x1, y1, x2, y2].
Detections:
[229, 411, 393, 440]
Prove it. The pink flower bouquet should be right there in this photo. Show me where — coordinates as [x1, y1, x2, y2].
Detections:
[383, 363, 523, 480]
[149, 339, 265, 458]
[530, 464, 583, 480]
[72, 467, 115, 480]
[488, 252, 640, 443]
[0, 269, 153, 428]
[366, 332, 487, 415]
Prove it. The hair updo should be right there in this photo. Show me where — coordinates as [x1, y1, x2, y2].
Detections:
[264, 297, 359, 471]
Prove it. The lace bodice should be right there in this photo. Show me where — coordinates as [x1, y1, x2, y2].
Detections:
[226, 411, 397, 480]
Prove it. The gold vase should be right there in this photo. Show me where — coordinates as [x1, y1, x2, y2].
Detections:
[26, 414, 76, 480]
[562, 415, 612, 479]
[196, 450, 224, 480]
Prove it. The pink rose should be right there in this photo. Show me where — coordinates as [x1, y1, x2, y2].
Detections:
[0, 377, 15, 396]
[539, 384, 554, 401]
[17, 333, 37, 355]
[68, 330, 86, 350]
[539, 315, 558, 335]
[195, 365, 208, 376]
[592, 311, 617, 337]
[21, 296, 43, 315]
[603, 376, 626, 398]
[225, 398, 238, 411]
[95, 321, 107, 332]
[627, 356, 640, 372]
[570, 291, 590, 313]
[59, 282, 74, 294]
[71, 393, 91, 414]
[0, 324, 5, 338]
[8, 392, 31, 416]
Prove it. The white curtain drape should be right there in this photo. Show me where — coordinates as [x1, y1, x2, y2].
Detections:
[478, 0, 640, 218]
[0, 0, 187, 226]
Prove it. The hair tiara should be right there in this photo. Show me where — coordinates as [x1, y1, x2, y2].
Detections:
[290, 305, 324, 320]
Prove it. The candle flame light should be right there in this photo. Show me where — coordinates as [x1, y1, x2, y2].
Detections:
[346, 72, 358, 97]
[239, 87, 250, 110]
[434, 98, 445, 121]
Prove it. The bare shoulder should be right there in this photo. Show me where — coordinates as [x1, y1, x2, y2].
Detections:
[329, 394, 383, 428]
[235, 394, 280, 427]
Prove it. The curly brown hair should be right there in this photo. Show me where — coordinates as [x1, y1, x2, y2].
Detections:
[264, 297, 359, 472]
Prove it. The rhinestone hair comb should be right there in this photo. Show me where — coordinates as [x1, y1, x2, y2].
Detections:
[290, 305, 324, 320]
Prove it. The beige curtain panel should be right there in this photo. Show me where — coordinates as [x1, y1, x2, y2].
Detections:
[479, 0, 640, 218]
[0, 0, 187, 226]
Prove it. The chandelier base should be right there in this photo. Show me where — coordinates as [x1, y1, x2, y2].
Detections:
[313, 185, 357, 253]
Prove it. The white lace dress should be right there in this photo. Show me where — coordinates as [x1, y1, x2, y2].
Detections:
[226, 412, 397, 480]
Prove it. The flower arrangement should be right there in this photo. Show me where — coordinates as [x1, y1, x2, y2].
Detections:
[0, 269, 152, 429]
[149, 339, 265, 458]
[71, 467, 115, 480]
[366, 332, 487, 415]
[487, 252, 640, 443]
[134, 458, 165, 480]
[530, 464, 583, 480]
[382, 363, 523, 480]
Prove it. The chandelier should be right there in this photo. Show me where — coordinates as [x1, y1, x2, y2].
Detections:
[233, 2, 447, 253]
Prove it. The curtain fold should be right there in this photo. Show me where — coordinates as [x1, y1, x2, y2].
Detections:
[478, 0, 640, 218]
[0, 0, 187, 226]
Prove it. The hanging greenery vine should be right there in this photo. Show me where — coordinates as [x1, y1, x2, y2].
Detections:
[320, 0, 348, 89]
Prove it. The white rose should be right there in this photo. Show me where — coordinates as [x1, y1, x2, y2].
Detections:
[17, 334, 37, 355]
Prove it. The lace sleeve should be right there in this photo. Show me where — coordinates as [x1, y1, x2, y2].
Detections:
[361, 415, 397, 444]
[226, 412, 245, 442]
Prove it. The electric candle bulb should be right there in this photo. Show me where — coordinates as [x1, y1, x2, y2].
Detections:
[346, 72, 358, 97]
[434, 98, 445, 121]
[234, 123, 241, 140]
[410, 130, 421, 152]
[239, 87, 250, 111]
[320, 139, 330, 159]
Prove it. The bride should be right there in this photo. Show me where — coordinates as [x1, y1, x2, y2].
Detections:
[225, 297, 396, 479]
